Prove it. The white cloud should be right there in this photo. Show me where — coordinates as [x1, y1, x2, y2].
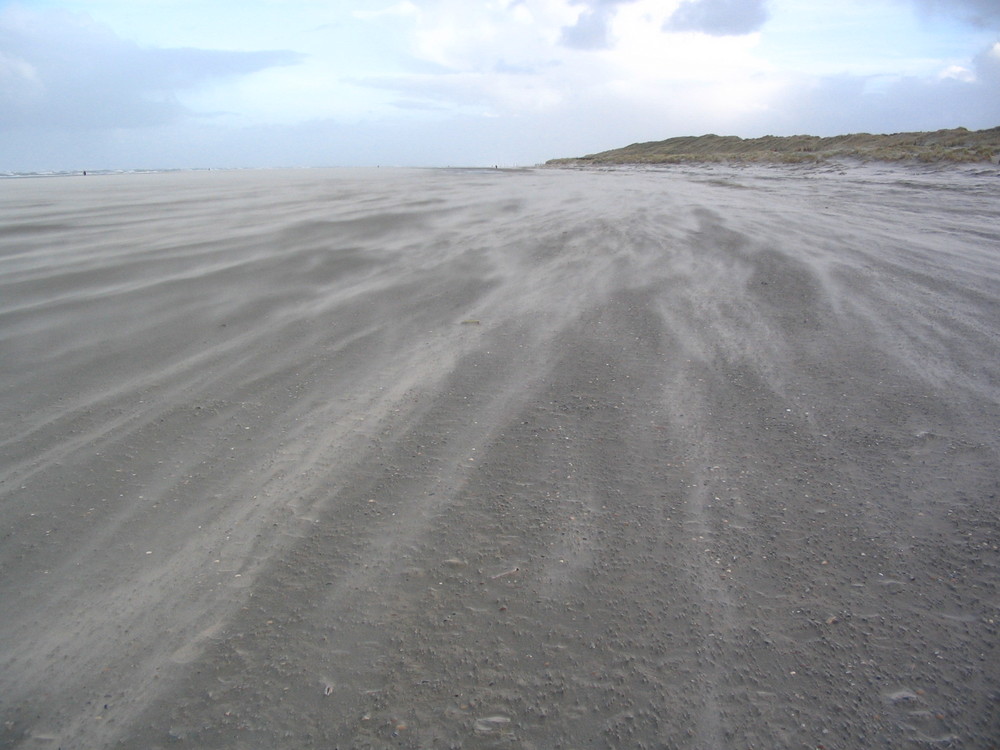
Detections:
[398, 0, 574, 71]
[939, 64, 975, 82]
[350, 0, 773, 117]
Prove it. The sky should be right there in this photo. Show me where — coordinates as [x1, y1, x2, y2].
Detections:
[1, 0, 999, 169]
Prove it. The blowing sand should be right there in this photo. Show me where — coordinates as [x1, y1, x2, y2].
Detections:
[1, 164, 998, 749]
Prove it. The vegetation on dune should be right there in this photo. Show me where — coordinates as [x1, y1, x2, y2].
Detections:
[546, 127, 1000, 166]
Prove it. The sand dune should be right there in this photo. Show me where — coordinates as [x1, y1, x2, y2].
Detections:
[1, 164, 998, 748]
[547, 126, 1000, 165]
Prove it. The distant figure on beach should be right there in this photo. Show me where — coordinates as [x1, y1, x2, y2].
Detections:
[83, 171, 87, 176]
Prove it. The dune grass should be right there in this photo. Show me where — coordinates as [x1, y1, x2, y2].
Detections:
[546, 127, 1000, 166]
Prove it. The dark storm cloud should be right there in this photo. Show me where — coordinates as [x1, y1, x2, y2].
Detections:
[664, 0, 769, 36]
[0, 7, 301, 130]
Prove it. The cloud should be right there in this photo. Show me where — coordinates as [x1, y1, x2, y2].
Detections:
[561, 9, 614, 49]
[664, 0, 769, 36]
[560, 0, 638, 50]
[0, 6, 301, 130]
[909, 0, 1000, 29]
[2, 0, 996, 171]
[748, 42, 1000, 136]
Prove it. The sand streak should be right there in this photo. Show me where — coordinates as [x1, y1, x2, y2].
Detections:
[1, 165, 998, 748]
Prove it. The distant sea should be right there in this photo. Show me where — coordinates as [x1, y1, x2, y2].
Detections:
[0, 167, 237, 179]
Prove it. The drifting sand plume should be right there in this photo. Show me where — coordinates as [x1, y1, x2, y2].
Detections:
[1, 164, 998, 748]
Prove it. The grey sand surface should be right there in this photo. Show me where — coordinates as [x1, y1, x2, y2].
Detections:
[1, 165, 998, 748]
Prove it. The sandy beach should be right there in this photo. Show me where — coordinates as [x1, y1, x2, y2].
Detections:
[1, 164, 998, 749]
